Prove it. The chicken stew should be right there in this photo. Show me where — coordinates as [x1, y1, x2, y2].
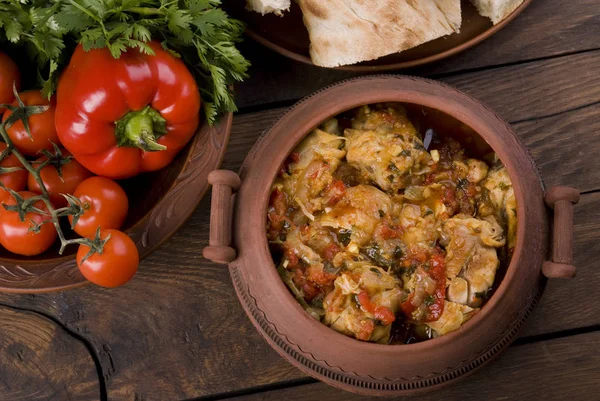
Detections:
[267, 104, 516, 344]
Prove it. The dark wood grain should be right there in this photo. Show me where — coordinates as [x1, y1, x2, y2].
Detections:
[519, 191, 600, 337]
[238, 50, 600, 129]
[0, 19, 599, 399]
[230, 331, 600, 401]
[0, 305, 100, 401]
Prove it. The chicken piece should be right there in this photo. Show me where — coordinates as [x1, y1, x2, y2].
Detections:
[398, 203, 440, 252]
[466, 159, 489, 183]
[325, 302, 376, 341]
[441, 215, 505, 307]
[304, 225, 339, 258]
[359, 266, 399, 294]
[291, 129, 346, 171]
[426, 301, 476, 336]
[452, 159, 489, 184]
[323, 265, 402, 343]
[447, 277, 469, 305]
[344, 106, 432, 191]
[282, 129, 346, 215]
[462, 245, 499, 305]
[393, 184, 449, 253]
[319, 185, 392, 246]
[282, 227, 340, 298]
[478, 165, 517, 250]
[283, 229, 322, 266]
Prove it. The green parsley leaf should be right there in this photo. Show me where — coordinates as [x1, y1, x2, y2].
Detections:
[0, 0, 249, 125]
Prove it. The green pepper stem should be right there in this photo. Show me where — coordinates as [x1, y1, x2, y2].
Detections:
[115, 106, 167, 152]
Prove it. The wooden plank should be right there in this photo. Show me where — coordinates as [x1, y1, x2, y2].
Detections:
[520, 191, 600, 337]
[235, 0, 600, 108]
[238, 50, 600, 132]
[0, 306, 100, 401]
[230, 331, 600, 401]
[516, 102, 600, 192]
[441, 52, 600, 124]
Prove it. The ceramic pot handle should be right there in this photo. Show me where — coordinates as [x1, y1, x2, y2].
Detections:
[542, 186, 579, 279]
[202, 170, 241, 264]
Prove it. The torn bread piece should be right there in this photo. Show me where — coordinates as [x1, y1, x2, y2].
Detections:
[297, 0, 462, 68]
[470, 0, 525, 25]
[246, 0, 291, 16]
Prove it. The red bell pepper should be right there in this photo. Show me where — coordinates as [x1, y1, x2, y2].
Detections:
[55, 41, 201, 179]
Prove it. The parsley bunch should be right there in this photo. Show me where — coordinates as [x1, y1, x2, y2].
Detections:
[0, 0, 249, 124]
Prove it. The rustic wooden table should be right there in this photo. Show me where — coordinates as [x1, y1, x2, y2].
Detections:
[1, 1, 599, 400]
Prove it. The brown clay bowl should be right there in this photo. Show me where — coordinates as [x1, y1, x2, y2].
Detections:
[203, 76, 579, 396]
[0, 113, 232, 293]
[224, 0, 533, 71]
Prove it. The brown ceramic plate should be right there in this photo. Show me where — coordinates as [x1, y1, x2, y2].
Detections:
[0, 113, 232, 293]
[225, 0, 533, 71]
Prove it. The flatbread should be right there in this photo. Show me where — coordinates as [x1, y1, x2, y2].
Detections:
[470, 0, 525, 25]
[297, 0, 462, 67]
[246, 0, 290, 16]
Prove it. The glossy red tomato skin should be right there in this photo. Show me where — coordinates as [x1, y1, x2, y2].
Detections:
[0, 191, 57, 256]
[0, 142, 27, 203]
[55, 42, 200, 178]
[0, 52, 20, 113]
[68, 177, 128, 238]
[76, 229, 139, 287]
[27, 150, 92, 208]
[3, 90, 59, 156]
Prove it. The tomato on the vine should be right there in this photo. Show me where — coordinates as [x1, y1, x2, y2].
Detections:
[69, 177, 128, 238]
[28, 149, 92, 208]
[76, 229, 139, 288]
[0, 142, 27, 204]
[0, 191, 57, 256]
[0, 52, 20, 113]
[2, 90, 59, 156]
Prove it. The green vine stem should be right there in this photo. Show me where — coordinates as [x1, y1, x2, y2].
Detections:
[0, 86, 98, 255]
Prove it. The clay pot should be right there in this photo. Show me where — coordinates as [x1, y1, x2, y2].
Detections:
[203, 76, 578, 396]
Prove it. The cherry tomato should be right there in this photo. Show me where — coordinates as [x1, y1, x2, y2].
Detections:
[0, 142, 27, 204]
[69, 177, 128, 238]
[3, 90, 59, 156]
[0, 52, 20, 113]
[0, 191, 56, 256]
[76, 229, 139, 287]
[27, 150, 92, 208]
